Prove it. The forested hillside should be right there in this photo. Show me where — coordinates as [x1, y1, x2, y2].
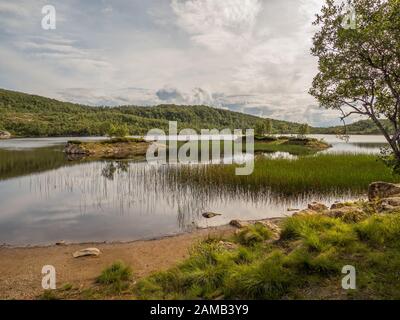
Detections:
[0, 88, 389, 137]
[313, 119, 392, 135]
[0, 89, 303, 137]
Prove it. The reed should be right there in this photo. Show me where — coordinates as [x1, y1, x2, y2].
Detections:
[167, 153, 399, 196]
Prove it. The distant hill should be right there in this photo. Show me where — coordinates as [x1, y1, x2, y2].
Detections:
[0, 88, 305, 137]
[312, 119, 391, 135]
[0, 88, 388, 137]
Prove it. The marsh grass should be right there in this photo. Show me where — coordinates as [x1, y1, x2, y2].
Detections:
[169, 153, 399, 196]
[135, 211, 400, 300]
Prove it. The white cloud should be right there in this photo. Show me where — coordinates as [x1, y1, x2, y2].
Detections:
[0, 0, 348, 126]
[171, 0, 261, 52]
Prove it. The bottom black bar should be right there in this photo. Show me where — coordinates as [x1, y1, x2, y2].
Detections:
[0, 300, 397, 319]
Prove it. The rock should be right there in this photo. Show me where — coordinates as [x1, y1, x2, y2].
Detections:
[287, 208, 300, 212]
[64, 142, 89, 155]
[308, 202, 328, 212]
[229, 219, 250, 228]
[368, 182, 400, 201]
[0, 130, 11, 139]
[378, 197, 400, 212]
[260, 220, 281, 234]
[260, 220, 281, 240]
[202, 212, 222, 219]
[218, 241, 238, 250]
[72, 248, 101, 258]
[55, 240, 66, 246]
[325, 207, 365, 222]
[293, 209, 318, 217]
[330, 202, 347, 210]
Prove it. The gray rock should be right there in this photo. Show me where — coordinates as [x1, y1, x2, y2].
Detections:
[378, 197, 400, 212]
[64, 142, 88, 155]
[202, 212, 222, 219]
[260, 221, 281, 240]
[229, 219, 250, 228]
[218, 241, 238, 250]
[325, 207, 365, 222]
[72, 247, 101, 258]
[0, 130, 11, 139]
[308, 202, 328, 212]
[293, 209, 319, 217]
[368, 182, 400, 201]
[330, 202, 348, 210]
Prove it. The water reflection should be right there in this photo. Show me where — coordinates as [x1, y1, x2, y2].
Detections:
[0, 159, 361, 245]
[0, 146, 70, 181]
[309, 134, 388, 154]
[0, 135, 389, 245]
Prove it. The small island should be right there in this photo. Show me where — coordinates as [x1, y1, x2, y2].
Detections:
[63, 135, 331, 161]
[64, 137, 152, 159]
[253, 136, 332, 155]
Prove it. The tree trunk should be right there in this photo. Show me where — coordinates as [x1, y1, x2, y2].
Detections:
[369, 114, 400, 161]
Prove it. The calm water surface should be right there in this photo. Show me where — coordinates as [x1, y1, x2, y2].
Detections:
[0, 135, 388, 245]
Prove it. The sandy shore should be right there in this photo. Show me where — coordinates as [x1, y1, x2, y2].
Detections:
[0, 225, 236, 300]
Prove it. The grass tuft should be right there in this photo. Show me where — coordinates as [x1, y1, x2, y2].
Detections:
[235, 223, 272, 246]
[97, 261, 133, 294]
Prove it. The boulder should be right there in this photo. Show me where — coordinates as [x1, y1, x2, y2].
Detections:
[293, 209, 318, 217]
[229, 219, 250, 228]
[0, 130, 11, 139]
[330, 202, 348, 210]
[64, 142, 88, 155]
[308, 202, 328, 212]
[368, 182, 400, 201]
[378, 197, 400, 212]
[202, 212, 222, 219]
[72, 248, 101, 258]
[218, 241, 238, 250]
[325, 207, 365, 222]
[260, 220, 281, 240]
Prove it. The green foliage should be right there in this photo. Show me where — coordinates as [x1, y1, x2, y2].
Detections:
[298, 123, 310, 137]
[235, 223, 272, 246]
[97, 261, 133, 293]
[254, 119, 274, 136]
[310, 0, 400, 160]
[106, 123, 130, 138]
[379, 146, 400, 175]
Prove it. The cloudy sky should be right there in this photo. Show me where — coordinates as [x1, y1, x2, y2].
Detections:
[0, 0, 355, 126]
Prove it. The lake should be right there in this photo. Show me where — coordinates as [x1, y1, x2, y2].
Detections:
[0, 135, 389, 246]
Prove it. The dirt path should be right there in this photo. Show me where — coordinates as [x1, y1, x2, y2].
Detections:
[0, 226, 235, 300]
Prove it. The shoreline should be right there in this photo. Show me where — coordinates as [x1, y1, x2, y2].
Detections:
[0, 218, 280, 300]
[0, 217, 283, 249]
